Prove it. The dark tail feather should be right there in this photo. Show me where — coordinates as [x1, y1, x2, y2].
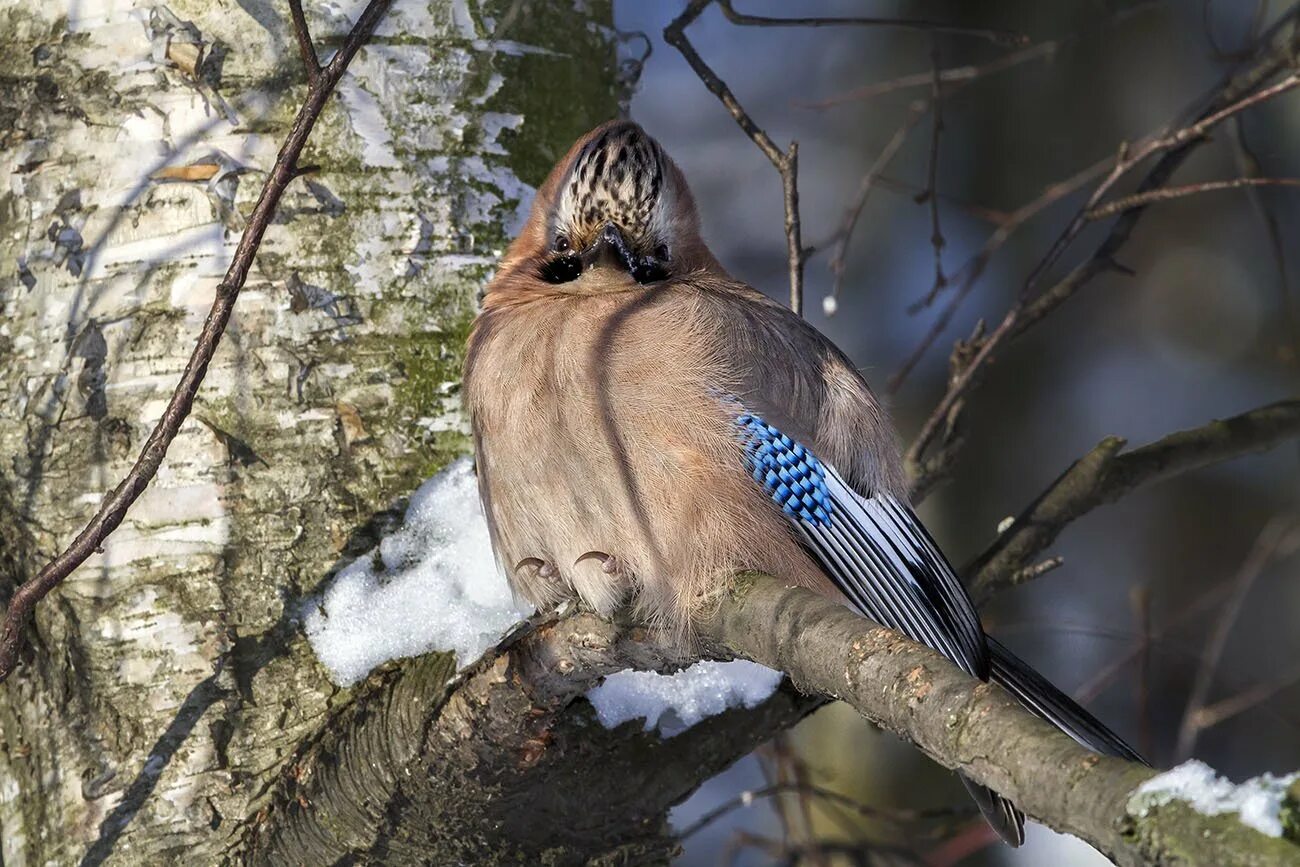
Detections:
[960, 775, 1025, 847]
[987, 636, 1148, 765]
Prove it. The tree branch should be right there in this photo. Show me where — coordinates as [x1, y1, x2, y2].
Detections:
[665, 0, 806, 315]
[243, 609, 819, 863]
[703, 575, 1300, 866]
[714, 0, 1026, 46]
[1173, 517, 1300, 761]
[1084, 176, 1300, 219]
[246, 555, 1300, 864]
[903, 22, 1300, 496]
[0, 0, 392, 685]
[966, 400, 1300, 603]
[288, 0, 321, 84]
[801, 38, 1059, 109]
[823, 101, 929, 313]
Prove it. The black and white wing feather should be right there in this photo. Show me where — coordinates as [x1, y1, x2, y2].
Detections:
[735, 411, 1148, 769]
[737, 413, 989, 678]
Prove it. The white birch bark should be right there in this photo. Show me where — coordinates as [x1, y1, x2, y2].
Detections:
[0, 1, 618, 862]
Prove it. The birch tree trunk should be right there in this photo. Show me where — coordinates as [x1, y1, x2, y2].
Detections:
[0, 1, 620, 862]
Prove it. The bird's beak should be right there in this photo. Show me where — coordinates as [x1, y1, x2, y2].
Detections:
[580, 223, 636, 275]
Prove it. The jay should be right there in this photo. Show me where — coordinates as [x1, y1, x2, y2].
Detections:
[464, 120, 1143, 846]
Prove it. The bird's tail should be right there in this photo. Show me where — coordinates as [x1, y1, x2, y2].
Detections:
[988, 636, 1147, 764]
[961, 776, 1026, 847]
[954, 638, 1147, 847]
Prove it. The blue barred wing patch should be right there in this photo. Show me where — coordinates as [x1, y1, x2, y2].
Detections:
[733, 410, 989, 679]
[737, 413, 832, 526]
[731, 411, 1144, 775]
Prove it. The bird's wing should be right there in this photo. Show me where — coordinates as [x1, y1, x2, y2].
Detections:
[735, 412, 990, 679]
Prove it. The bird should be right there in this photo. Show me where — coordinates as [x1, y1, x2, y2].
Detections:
[463, 119, 1144, 846]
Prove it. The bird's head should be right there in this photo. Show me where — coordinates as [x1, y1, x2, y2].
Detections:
[495, 120, 717, 294]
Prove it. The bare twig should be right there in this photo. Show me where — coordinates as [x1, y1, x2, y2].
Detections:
[871, 174, 1011, 225]
[1009, 556, 1064, 587]
[824, 101, 929, 312]
[1231, 117, 1299, 367]
[1133, 584, 1154, 759]
[921, 37, 947, 298]
[925, 822, 1001, 867]
[676, 782, 966, 840]
[888, 157, 1110, 393]
[0, 0, 393, 685]
[714, 0, 1025, 46]
[1085, 176, 1300, 219]
[1174, 518, 1300, 761]
[759, 736, 824, 865]
[966, 400, 1300, 603]
[801, 1, 1165, 109]
[1188, 661, 1300, 732]
[802, 39, 1059, 109]
[288, 0, 321, 83]
[904, 49, 1300, 495]
[665, 0, 806, 315]
[1074, 578, 1241, 705]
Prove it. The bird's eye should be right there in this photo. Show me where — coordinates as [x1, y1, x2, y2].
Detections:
[554, 235, 571, 253]
[654, 243, 669, 261]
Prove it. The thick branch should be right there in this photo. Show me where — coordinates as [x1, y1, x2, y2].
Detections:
[967, 400, 1300, 603]
[244, 611, 818, 863]
[703, 575, 1300, 866]
[249, 554, 1300, 864]
[0, 0, 393, 684]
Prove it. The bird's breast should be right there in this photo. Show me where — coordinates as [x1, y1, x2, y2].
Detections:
[465, 287, 831, 632]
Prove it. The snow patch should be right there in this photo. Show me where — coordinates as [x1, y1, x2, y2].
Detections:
[1128, 759, 1299, 837]
[304, 457, 531, 685]
[587, 660, 784, 738]
[305, 461, 784, 737]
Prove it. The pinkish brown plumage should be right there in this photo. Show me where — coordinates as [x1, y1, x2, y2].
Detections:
[465, 120, 899, 634]
[463, 120, 1143, 848]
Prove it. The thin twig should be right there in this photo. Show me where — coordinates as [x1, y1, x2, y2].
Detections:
[824, 101, 929, 312]
[904, 51, 1300, 495]
[678, 781, 967, 840]
[965, 400, 1300, 603]
[1009, 556, 1064, 586]
[800, 0, 1165, 110]
[1232, 116, 1299, 367]
[1074, 578, 1240, 705]
[888, 157, 1109, 393]
[288, 0, 321, 83]
[1174, 518, 1300, 761]
[921, 36, 947, 298]
[1189, 661, 1300, 732]
[665, 0, 806, 315]
[1085, 176, 1300, 219]
[715, 0, 1024, 45]
[1133, 584, 1154, 758]
[0, 0, 393, 685]
[871, 174, 1011, 225]
[801, 39, 1059, 109]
